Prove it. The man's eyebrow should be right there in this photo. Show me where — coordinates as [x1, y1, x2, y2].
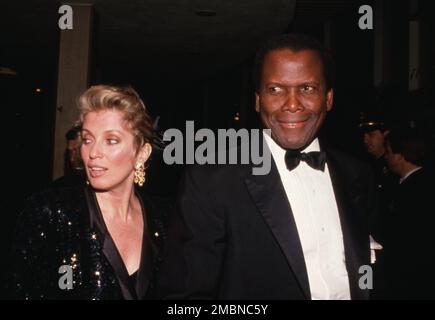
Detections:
[301, 80, 320, 84]
[264, 81, 321, 88]
[264, 82, 285, 86]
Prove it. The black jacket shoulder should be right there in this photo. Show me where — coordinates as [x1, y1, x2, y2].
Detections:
[8, 185, 173, 300]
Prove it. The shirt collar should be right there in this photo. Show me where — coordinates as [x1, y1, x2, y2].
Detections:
[400, 166, 422, 184]
[264, 132, 320, 169]
[264, 131, 320, 156]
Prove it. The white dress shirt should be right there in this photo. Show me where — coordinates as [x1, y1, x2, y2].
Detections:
[399, 166, 422, 184]
[264, 133, 351, 300]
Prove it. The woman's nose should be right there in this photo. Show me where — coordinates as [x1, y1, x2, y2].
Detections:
[89, 142, 103, 159]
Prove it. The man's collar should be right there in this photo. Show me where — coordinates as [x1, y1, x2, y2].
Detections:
[400, 166, 423, 184]
[264, 131, 320, 155]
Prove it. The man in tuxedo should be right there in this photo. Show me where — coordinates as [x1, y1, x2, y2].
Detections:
[157, 33, 375, 300]
[383, 129, 435, 299]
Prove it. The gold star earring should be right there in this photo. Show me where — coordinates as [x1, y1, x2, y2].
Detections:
[134, 162, 145, 187]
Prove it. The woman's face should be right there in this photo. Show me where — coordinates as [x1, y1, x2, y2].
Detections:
[80, 109, 151, 191]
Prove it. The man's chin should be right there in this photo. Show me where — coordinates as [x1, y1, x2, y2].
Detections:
[270, 128, 309, 148]
[275, 137, 309, 150]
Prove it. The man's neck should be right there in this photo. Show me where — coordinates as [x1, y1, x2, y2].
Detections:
[374, 149, 385, 160]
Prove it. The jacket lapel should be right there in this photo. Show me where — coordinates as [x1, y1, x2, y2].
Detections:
[85, 186, 137, 300]
[135, 192, 157, 300]
[326, 150, 370, 300]
[244, 159, 311, 299]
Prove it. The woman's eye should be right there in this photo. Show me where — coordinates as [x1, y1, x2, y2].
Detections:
[82, 138, 92, 145]
[107, 139, 119, 145]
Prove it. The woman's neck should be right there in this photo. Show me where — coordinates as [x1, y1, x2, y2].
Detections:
[95, 185, 138, 222]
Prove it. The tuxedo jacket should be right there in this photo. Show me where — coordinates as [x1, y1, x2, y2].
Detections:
[157, 146, 376, 299]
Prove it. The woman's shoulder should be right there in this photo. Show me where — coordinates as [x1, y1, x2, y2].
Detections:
[26, 184, 82, 203]
[25, 184, 86, 207]
[19, 185, 88, 227]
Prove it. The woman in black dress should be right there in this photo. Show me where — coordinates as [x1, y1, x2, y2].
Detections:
[9, 85, 170, 299]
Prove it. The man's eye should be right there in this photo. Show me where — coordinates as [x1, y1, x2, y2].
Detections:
[268, 86, 283, 94]
[301, 85, 315, 93]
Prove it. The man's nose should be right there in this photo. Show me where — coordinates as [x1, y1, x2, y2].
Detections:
[363, 134, 370, 144]
[283, 88, 303, 113]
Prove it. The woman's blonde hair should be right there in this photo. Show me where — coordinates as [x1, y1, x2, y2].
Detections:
[77, 85, 154, 151]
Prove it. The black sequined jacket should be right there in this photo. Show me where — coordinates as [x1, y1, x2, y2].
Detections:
[8, 185, 170, 300]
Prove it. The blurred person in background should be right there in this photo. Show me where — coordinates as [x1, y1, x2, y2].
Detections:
[52, 125, 86, 188]
[383, 128, 435, 299]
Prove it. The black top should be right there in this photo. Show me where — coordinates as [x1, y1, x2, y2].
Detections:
[8, 185, 171, 300]
[86, 187, 154, 300]
[129, 271, 138, 291]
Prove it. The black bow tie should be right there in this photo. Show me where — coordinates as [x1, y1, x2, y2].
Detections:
[285, 150, 326, 172]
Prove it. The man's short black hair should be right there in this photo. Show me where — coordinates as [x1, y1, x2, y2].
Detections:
[253, 33, 335, 92]
[386, 129, 427, 166]
[359, 112, 387, 133]
[65, 125, 81, 141]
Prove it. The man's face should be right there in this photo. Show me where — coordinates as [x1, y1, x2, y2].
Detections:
[363, 129, 386, 158]
[255, 49, 333, 150]
[67, 138, 82, 169]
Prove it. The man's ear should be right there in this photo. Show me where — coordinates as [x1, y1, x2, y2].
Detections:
[326, 89, 334, 111]
[255, 93, 260, 113]
[383, 130, 390, 138]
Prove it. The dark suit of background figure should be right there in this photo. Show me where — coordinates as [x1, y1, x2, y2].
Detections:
[368, 154, 398, 242]
[8, 185, 170, 300]
[383, 168, 435, 299]
[358, 118, 398, 299]
[51, 168, 86, 188]
[358, 116, 397, 243]
[156, 145, 375, 299]
[366, 154, 398, 299]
